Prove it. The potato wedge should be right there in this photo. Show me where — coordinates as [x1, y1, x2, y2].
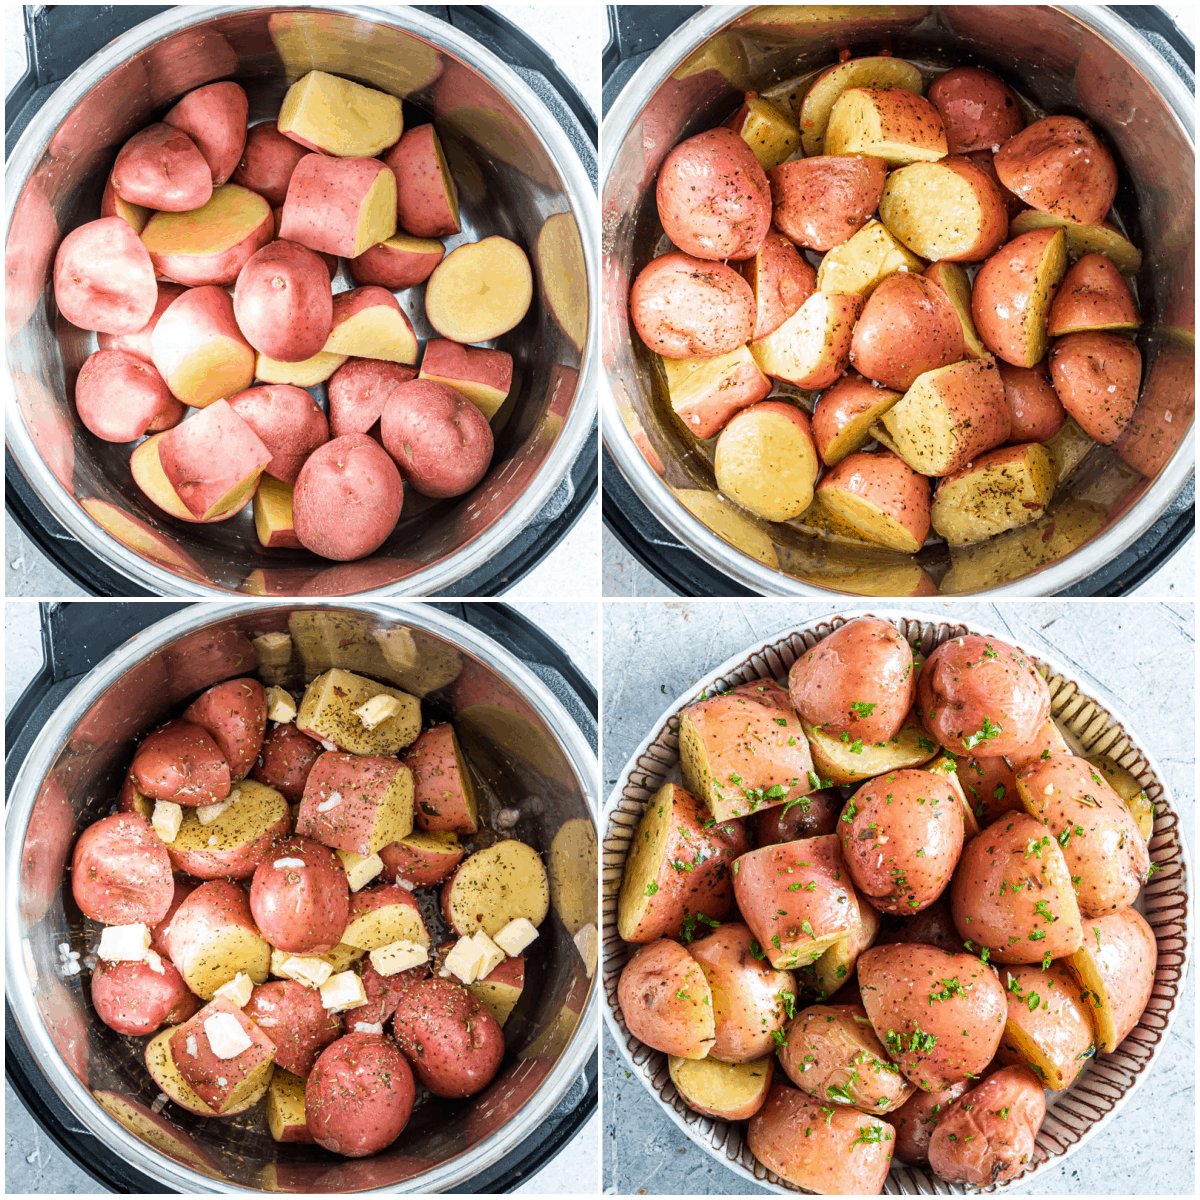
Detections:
[797, 56, 924, 156]
[1087, 755, 1154, 840]
[715, 401, 820, 523]
[803, 708, 937, 786]
[296, 668, 420, 756]
[726, 94, 800, 169]
[1010, 209, 1142, 275]
[815, 218, 924, 298]
[816, 449, 931, 552]
[166, 779, 291, 879]
[749, 291, 862, 389]
[662, 347, 772, 440]
[1047, 253, 1140, 336]
[342, 884, 430, 950]
[145, 1027, 272, 1117]
[1043, 416, 1095, 486]
[266, 1067, 312, 1142]
[1049, 331, 1141, 445]
[997, 359, 1069, 443]
[930, 443, 1056, 546]
[996, 961, 1096, 1090]
[826, 87, 948, 166]
[802, 886, 881, 1000]
[923, 261, 987, 358]
[740, 229, 816, 340]
[669, 1054, 773, 1121]
[673, 488, 780, 569]
[811, 371, 902, 465]
[442, 839, 549, 937]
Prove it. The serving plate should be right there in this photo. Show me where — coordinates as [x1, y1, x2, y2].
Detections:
[602, 611, 1190, 1194]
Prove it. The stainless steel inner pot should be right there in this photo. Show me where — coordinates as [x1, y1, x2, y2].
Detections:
[5, 602, 598, 1193]
[601, 4, 1194, 597]
[6, 4, 597, 597]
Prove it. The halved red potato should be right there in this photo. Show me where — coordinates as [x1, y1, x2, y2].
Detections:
[1047, 253, 1140, 336]
[384, 124, 460, 238]
[815, 218, 924, 297]
[930, 443, 1056, 546]
[165, 879, 272, 998]
[1048, 330, 1141, 445]
[618, 938, 715, 1059]
[1010, 208, 1142, 275]
[402, 723, 478, 835]
[53, 217, 158, 335]
[972, 228, 1068, 367]
[131, 719, 231, 807]
[816, 450, 931, 552]
[996, 961, 1095, 1089]
[162, 82, 249, 186]
[112, 124, 213, 212]
[749, 291, 862, 389]
[91, 956, 199, 1037]
[97, 281, 188, 364]
[166, 779, 291, 879]
[250, 833, 350, 955]
[169, 997, 277, 1114]
[379, 830, 465, 888]
[768, 155, 888, 251]
[803, 709, 936, 788]
[144, 1026, 270, 1118]
[802, 883, 882, 999]
[797, 56, 923, 156]
[441, 839, 549, 938]
[996, 359, 1068, 441]
[150, 879, 197, 957]
[1087, 755, 1154, 839]
[74, 349, 182, 443]
[994, 115, 1117, 225]
[251, 723, 323, 803]
[825, 87, 948, 166]
[725, 94, 801, 169]
[927, 67, 1024, 154]
[923, 261, 988, 358]
[669, 1055, 773, 1121]
[266, 1068, 313, 1143]
[101, 173, 151, 233]
[245, 980, 343, 1077]
[714, 401, 819, 522]
[966, 148, 1026, 217]
[231, 120, 309, 208]
[662, 347, 772, 440]
[1006, 719, 1071, 772]
[879, 157, 1008, 262]
[350, 233, 445, 290]
[341, 884, 429, 951]
[739, 229, 816, 339]
[811, 371, 902, 465]
[182, 678, 266, 779]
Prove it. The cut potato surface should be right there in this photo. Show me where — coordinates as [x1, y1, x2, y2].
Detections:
[266, 1068, 311, 1142]
[749, 291, 861, 389]
[1010, 209, 1142, 276]
[798, 57, 923, 156]
[814, 219, 924, 297]
[729, 96, 800, 169]
[278, 70, 402, 158]
[931, 443, 1056, 546]
[715, 401, 819, 523]
[443, 839, 550, 937]
[996, 961, 1096, 1090]
[803, 711, 937, 786]
[1088, 755, 1154, 839]
[669, 1054, 774, 1121]
[673, 488, 780, 569]
[167, 779, 290, 877]
[424, 236, 532, 343]
[662, 346, 771, 441]
[145, 1028, 271, 1117]
[816, 449, 931, 553]
[297, 668, 420, 756]
[924, 261, 988, 359]
[825, 87, 948, 166]
[255, 349, 347, 387]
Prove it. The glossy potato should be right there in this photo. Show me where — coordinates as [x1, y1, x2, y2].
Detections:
[739, 229, 816, 340]
[930, 443, 1056, 546]
[891, 1080, 971, 1164]
[165, 778, 291, 880]
[996, 359, 1068, 442]
[131, 719, 231, 807]
[802, 885, 882, 1000]
[1046, 253, 1140, 336]
[927, 67, 1024, 155]
[996, 961, 1095, 1089]
[816, 450, 932, 553]
[797, 56, 923, 156]
[1010, 208, 1142, 275]
[618, 938, 715, 1059]
[714, 401, 819, 523]
[726, 95, 800, 170]
[825, 87, 948, 166]
[662, 347, 772, 440]
[1048, 331, 1141, 445]
[244, 979, 343, 1077]
[71, 812, 174, 926]
[250, 835, 350, 955]
[91, 958, 199, 1036]
[811, 371, 902, 465]
[668, 1054, 774, 1121]
[768, 156, 888, 251]
[815, 219, 925, 298]
[748, 291, 862, 390]
[753, 789, 841, 845]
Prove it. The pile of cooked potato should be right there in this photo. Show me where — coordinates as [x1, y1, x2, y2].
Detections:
[615, 617, 1158, 1192]
[71, 651, 548, 1159]
[57, 71, 530, 562]
[631, 54, 1146, 553]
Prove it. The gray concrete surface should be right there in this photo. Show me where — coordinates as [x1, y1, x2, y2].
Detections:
[602, 601, 1194, 1195]
[4, 598, 599, 1194]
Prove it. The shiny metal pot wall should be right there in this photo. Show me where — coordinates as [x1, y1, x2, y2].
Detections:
[6, 5, 596, 596]
[602, 4, 1194, 596]
[5, 603, 598, 1193]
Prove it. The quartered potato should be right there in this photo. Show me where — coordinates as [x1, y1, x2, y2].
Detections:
[797, 55, 924, 156]
[930, 443, 1056, 546]
[296, 667, 420, 756]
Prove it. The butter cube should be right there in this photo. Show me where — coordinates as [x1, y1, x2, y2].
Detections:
[253, 632, 293, 665]
[151, 800, 183, 844]
[444, 936, 486, 985]
[471, 930, 505, 979]
[369, 940, 429, 976]
[98, 924, 151, 963]
[266, 686, 297, 723]
[197, 787, 239, 826]
[320, 970, 368, 1012]
[271, 950, 333, 988]
[354, 694, 404, 730]
[214, 971, 254, 1007]
[494, 917, 539, 956]
[336, 848, 384, 892]
[204, 1012, 253, 1059]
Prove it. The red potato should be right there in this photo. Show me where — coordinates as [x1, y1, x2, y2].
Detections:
[254, 477, 300, 548]
[98, 282, 188, 364]
[164, 779, 291, 880]
[163, 82, 249, 185]
[1047, 253, 1139, 336]
[418, 340, 513, 422]
[100, 173, 150, 234]
[279, 154, 397, 259]
[379, 831, 465, 887]
[256, 348, 347, 387]
[74, 349, 182, 443]
[384, 124, 460, 238]
[1066, 907, 1157, 1052]
[997, 359, 1068, 442]
[151, 285, 256, 408]
[656, 127, 771, 261]
[278, 70, 403, 158]
[182, 678, 267, 780]
[151, 879, 197, 957]
[91, 958, 199, 1036]
[927, 67, 1024, 155]
[327, 358, 417, 438]
[713, 401, 819, 522]
[233, 240, 334, 363]
[53, 217, 157, 335]
[891, 1080, 971, 1164]
[381, 380, 494, 499]
[132, 432, 258, 525]
[350, 233, 445, 290]
[753, 790, 841, 844]
[307, 1034, 415, 1157]
[393, 979, 505, 1098]
[228, 385, 330, 484]
[244, 979, 343, 1077]
[295, 752, 414, 858]
[826, 86, 948, 166]
[112, 123, 213, 212]
[965, 149, 1025, 218]
[131, 718, 231, 806]
[323, 287, 418, 364]
[252, 722, 325, 803]
[811, 370, 901, 466]
[402, 724, 478, 834]
[923, 261, 988, 359]
[357, 952, 432, 1025]
[424, 236, 533, 344]
[291, 434, 404, 561]
[71, 813, 174, 925]
[164, 880, 272, 999]
[768, 155, 888, 251]
[739, 228, 816, 340]
[816, 450, 932, 553]
[956, 754, 1021, 824]
[619, 938, 716, 1058]
[250, 834, 349, 954]
[849, 273, 966, 392]
[994, 115, 1118, 225]
[157, 399, 272, 521]
[270, 207, 339, 278]
[266, 1069, 314, 1143]
[342, 884, 430, 950]
[631, 251, 756, 359]
[231, 121, 311, 208]
[170, 997, 277, 1114]
[749, 290, 862, 389]
[662, 347, 771, 440]
[1049, 331, 1141, 445]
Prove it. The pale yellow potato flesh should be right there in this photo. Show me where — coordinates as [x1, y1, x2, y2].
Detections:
[141, 185, 269, 257]
[1010, 210, 1142, 275]
[616, 789, 683, 941]
[818, 485, 921, 553]
[879, 164, 990, 260]
[445, 839, 550, 937]
[815, 219, 924, 297]
[715, 408, 818, 523]
[279, 70, 403, 158]
[926, 262, 988, 358]
[169, 779, 288, 863]
[323, 306, 417, 363]
[802, 715, 937, 786]
[341, 899, 430, 951]
[797, 57, 923, 156]
[825, 88, 947, 166]
[931, 444, 1056, 546]
[1087, 755, 1154, 840]
[735, 97, 801, 169]
[145, 1028, 273, 1115]
[266, 1068, 309, 1142]
[425, 237, 533, 343]
[297, 668, 420, 755]
[255, 350, 347, 387]
[1042, 417, 1096, 486]
[468, 972, 524, 1026]
[179, 924, 271, 1000]
[669, 1054, 773, 1120]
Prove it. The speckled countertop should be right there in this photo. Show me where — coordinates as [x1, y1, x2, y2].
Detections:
[602, 601, 1194, 1195]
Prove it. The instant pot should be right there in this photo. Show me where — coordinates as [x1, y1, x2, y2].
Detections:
[6, 601, 598, 1192]
[5, 5, 598, 597]
[601, 4, 1194, 597]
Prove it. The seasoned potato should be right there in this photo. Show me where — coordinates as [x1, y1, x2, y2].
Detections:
[923, 261, 988, 358]
[996, 961, 1095, 1089]
[1015, 753, 1149, 917]
[91, 957, 198, 1036]
[403, 723, 478, 835]
[753, 789, 841, 845]
[441, 839, 549, 937]
[878, 896, 967, 957]
[858, 943, 1007, 1090]
[169, 998, 276, 1114]
[804, 709, 938, 787]
[816, 450, 932, 553]
[714, 401, 819, 522]
[296, 668, 420, 756]
[949, 811, 1083, 963]
[145, 1025, 271, 1117]
[826, 87, 948, 166]
[251, 834, 349, 955]
[166, 778, 291, 879]
[927, 67, 1024, 155]
[266, 1068, 313, 1143]
[1005, 718, 1071, 772]
[131, 719, 231, 807]
[890, 1080, 970, 1164]
[802, 885, 881, 999]
[1010, 208, 1142, 275]
[669, 1054, 773, 1121]
[725, 94, 800, 169]
[1048, 330, 1141, 445]
[930, 443, 1056, 546]
[1047, 253, 1140, 336]
[815, 219, 924, 298]
[342, 884, 429, 951]
[1087, 755, 1154, 840]
[617, 782, 747, 942]
[618, 938, 715, 1059]
[296, 752, 414, 858]
[662, 347, 772, 440]
[244, 979, 343, 1077]
[71, 812, 174, 925]
[996, 359, 1068, 442]
[739, 229, 816, 340]
[164, 879, 272, 999]
[749, 291, 862, 389]
[797, 55, 923, 156]
[811, 371, 902, 465]
[768, 156, 888, 251]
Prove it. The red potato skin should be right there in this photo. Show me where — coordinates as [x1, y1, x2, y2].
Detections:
[971, 229, 1065, 367]
[74, 349, 183, 443]
[164, 879, 266, 978]
[927, 67, 1024, 156]
[1081, 908, 1157, 1048]
[296, 752, 412, 858]
[383, 125, 460, 237]
[350, 237, 445, 289]
[955, 754, 1021, 825]
[392, 979, 505, 1098]
[630, 252, 756, 359]
[1046, 253, 1139, 336]
[278, 154, 396, 259]
[327, 286, 417, 361]
[91, 958, 199, 1036]
[97, 282, 188, 363]
[252, 722, 326, 802]
[233, 240, 334, 363]
[379, 836, 465, 887]
[357, 954, 432, 1024]
[402, 724, 477, 834]
[918, 635, 1050, 757]
[966, 150, 1025, 218]
[740, 229, 816, 340]
[656, 127, 771, 261]
[53, 217, 158, 335]
[327, 358, 418, 438]
[243, 980, 343, 1077]
[753, 789, 841, 844]
[270, 207, 339, 278]
[166, 799, 290, 881]
[170, 997, 277, 1113]
[163, 82, 249, 186]
[228, 385, 330, 484]
[250, 834, 350, 955]
[816, 450, 932, 550]
[306, 1034, 415, 1157]
[232, 121, 311, 208]
[768, 155, 889, 251]
[849, 273, 967, 391]
[131, 719, 231, 807]
[670, 352, 772, 440]
[292, 434, 404, 561]
[419, 340, 513, 412]
[996, 360, 1067, 442]
[891, 1080, 971, 1164]
[151, 879, 198, 957]
[112, 123, 213, 212]
[150, 285, 255, 408]
[71, 813, 174, 925]
[811, 371, 901, 465]
[182, 677, 267, 780]
[1048, 331, 1141, 445]
[381, 380, 494, 499]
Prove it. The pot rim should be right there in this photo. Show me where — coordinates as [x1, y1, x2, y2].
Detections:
[600, 3, 1195, 598]
[4, 2, 599, 598]
[5, 600, 599, 1194]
